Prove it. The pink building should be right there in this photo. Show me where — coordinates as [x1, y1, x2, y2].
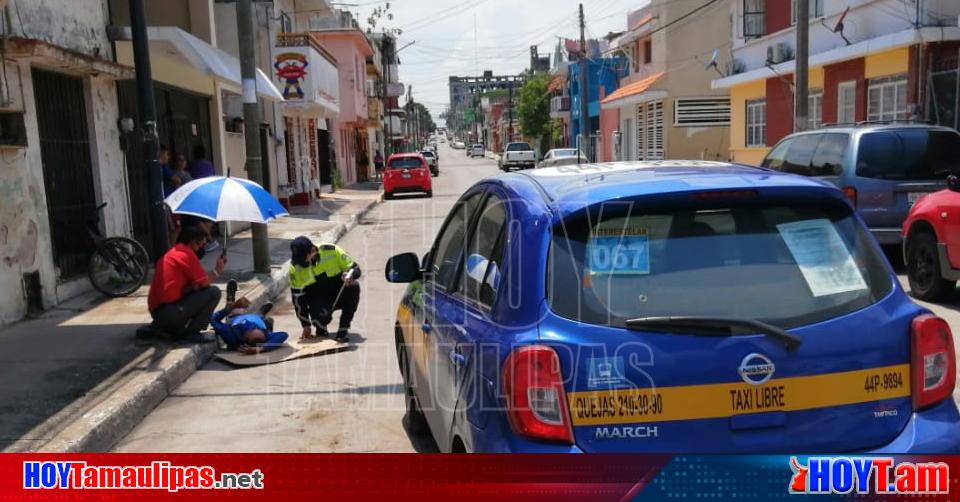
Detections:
[312, 17, 374, 186]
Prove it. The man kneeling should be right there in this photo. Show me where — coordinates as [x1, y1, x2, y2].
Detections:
[289, 236, 361, 342]
[146, 225, 225, 342]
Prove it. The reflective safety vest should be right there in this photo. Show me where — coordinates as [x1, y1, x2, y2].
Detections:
[289, 244, 355, 290]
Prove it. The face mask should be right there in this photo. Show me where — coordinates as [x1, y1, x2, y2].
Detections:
[195, 246, 206, 260]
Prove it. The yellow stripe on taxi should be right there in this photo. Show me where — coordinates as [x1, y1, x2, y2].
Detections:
[568, 364, 910, 426]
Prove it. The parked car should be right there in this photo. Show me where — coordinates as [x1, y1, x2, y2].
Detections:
[386, 160, 959, 453]
[903, 175, 960, 300]
[538, 148, 587, 168]
[761, 124, 960, 246]
[383, 153, 432, 200]
[468, 144, 485, 158]
[499, 142, 537, 171]
[421, 150, 439, 176]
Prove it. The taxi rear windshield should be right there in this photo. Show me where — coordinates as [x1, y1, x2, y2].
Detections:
[388, 158, 423, 169]
[547, 200, 892, 329]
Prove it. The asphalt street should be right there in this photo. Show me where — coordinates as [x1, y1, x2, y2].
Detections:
[115, 142, 499, 452]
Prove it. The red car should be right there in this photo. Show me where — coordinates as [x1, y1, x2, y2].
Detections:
[383, 153, 433, 200]
[903, 175, 960, 300]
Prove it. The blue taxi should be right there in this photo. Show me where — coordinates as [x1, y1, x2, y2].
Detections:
[385, 161, 960, 453]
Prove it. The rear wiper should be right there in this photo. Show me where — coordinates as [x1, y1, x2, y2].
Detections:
[624, 316, 802, 352]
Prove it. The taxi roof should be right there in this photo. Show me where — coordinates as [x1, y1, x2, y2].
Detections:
[511, 161, 843, 213]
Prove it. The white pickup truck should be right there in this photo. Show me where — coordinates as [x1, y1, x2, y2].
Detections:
[499, 142, 537, 171]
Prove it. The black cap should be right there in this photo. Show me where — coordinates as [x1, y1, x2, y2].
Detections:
[290, 236, 315, 267]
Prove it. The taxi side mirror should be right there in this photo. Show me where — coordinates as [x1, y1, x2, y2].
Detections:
[385, 253, 422, 283]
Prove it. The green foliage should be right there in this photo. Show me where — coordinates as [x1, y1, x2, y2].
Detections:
[517, 74, 551, 140]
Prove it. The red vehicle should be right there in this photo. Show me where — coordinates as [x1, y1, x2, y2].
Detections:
[903, 176, 960, 300]
[383, 153, 433, 200]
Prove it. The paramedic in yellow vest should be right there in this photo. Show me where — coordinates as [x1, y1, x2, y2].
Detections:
[289, 236, 361, 342]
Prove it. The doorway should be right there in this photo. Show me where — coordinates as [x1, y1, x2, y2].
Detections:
[33, 69, 96, 279]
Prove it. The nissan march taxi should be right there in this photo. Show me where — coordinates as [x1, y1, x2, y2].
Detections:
[385, 161, 960, 453]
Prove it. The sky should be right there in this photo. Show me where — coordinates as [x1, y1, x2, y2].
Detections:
[346, 0, 651, 126]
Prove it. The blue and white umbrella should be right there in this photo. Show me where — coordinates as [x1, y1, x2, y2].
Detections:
[165, 176, 288, 224]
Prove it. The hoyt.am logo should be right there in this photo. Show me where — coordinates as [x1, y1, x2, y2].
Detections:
[789, 457, 949, 495]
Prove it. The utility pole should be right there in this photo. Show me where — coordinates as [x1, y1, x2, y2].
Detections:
[128, 0, 167, 259]
[508, 80, 514, 143]
[237, 0, 269, 273]
[578, 3, 591, 161]
[794, 0, 809, 132]
[381, 33, 391, 156]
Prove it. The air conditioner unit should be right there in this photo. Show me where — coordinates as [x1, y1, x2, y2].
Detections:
[766, 42, 793, 64]
[726, 58, 747, 75]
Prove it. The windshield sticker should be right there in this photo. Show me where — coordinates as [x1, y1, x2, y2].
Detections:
[587, 227, 650, 275]
[776, 219, 868, 297]
[587, 357, 627, 389]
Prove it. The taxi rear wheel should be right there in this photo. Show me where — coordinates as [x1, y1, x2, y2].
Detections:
[396, 326, 429, 434]
[907, 231, 955, 301]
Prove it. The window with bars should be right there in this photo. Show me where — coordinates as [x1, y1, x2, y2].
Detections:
[674, 98, 731, 127]
[837, 81, 857, 124]
[791, 0, 824, 24]
[808, 90, 823, 129]
[742, 0, 766, 38]
[867, 75, 908, 121]
[746, 99, 766, 147]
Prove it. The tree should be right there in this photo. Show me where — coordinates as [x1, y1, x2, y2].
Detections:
[366, 2, 403, 37]
[516, 74, 551, 144]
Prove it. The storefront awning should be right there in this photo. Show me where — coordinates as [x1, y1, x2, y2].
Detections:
[601, 72, 665, 109]
[109, 26, 285, 102]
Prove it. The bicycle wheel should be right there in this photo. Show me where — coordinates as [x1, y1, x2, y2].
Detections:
[88, 237, 150, 297]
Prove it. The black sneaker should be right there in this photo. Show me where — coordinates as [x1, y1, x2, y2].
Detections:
[335, 329, 349, 342]
[226, 279, 238, 305]
[258, 301, 274, 317]
[313, 323, 329, 338]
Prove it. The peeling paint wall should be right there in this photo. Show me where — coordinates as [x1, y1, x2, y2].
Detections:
[0, 0, 127, 326]
[10, 0, 113, 59]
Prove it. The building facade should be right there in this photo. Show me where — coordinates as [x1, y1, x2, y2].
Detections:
[311, 11, 375, 186]
[570, 55, 626, 159]
[600, 0, 731, 163]
[215, 0, 340, 206]
[0, 0, 133, 326]
[713, 0, 960, 165]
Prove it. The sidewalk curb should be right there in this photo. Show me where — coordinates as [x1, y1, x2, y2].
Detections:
[34, 194, 383, 453]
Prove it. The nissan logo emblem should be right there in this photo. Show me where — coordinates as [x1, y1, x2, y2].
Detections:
[738, 353, 775, 385]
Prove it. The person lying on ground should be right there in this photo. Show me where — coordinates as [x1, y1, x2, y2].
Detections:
[211, 300, 288, 355]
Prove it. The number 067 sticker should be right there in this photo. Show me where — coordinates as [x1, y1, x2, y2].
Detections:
[588, 228, 650, 275]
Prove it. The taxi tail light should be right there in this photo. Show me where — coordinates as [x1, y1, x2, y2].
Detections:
[911, 314, 956, 410]
[842, 186, 857, 207]
[502, 345, 573, 444]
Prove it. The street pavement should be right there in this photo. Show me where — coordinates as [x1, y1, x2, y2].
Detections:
[115, 143, 499, 452]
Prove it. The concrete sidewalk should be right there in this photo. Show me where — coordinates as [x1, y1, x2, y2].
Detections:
[0, 183, 382, 452]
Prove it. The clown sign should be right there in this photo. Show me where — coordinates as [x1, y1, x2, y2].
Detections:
[275, 52, 309, 99]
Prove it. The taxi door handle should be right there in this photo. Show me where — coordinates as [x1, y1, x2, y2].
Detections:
[449, 350, 465, 368]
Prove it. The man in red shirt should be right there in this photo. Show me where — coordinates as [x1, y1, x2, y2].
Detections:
[145, 225, 226, 341]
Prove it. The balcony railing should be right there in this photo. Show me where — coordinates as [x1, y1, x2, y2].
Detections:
[276, 32, 337, 66]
